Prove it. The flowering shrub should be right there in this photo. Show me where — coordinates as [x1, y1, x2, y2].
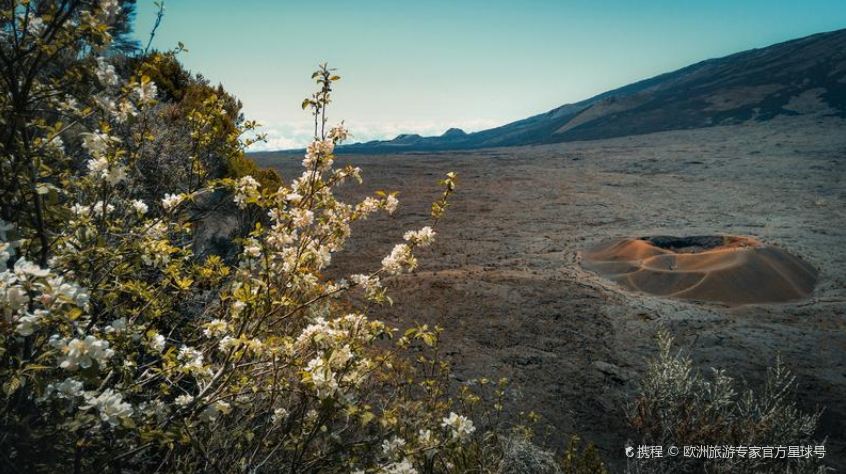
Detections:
[0, 3, 539, 472]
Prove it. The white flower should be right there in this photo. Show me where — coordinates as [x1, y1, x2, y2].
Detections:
[295, 317, 340, 349]
[70, 204, 91, 217]
[303, 139, 335, 170]
[380, 247, 403, 274]
[25, 15, 45, 36]
[95, 57, 119, 87]
[200, 400, 232, 422]
[418, 429, 434, 446]
[243, 239, 262, 258]
[59, 96, 79, 112]
[291, 208, 314, 228]
[218, 335, 240, 352]
[47, 276, 90, 308]
[14, 258, 50, 278]
[403, 226, 436, 247]
[203, 319, 228, 338]
[358, 196, 380, 215]
[177, 345, 204, 370]
[314, 138, 335, 156]
[162, 193, 184, 211]
[267, 208, 285, 222]
[381, 458, 417, 474]
[306, 238, 332, 269]
[143, 222, 168, 239]
[86, 157, 109, 177]
[48, 378, 84, 399]
[349, 274, 383, 300]
[50, 335, 114, 371]
[46, 135, 64, 153]
[131, 199, 148, 215]
[139, 399, 167, 422]
[4, 285, 28, 312]
[174, 394, 194, 407]
[148, 332, 165, 352]
[385, 194, 399, 214]
[441, 412, 475, 441]
[82, 388, 133, 427]
[105, 165, 126, 185]
[135, 78, 158, 103]
[15, 310, 47, 336]
[267, 224, 296, 248]
[381, 244, 416, 275]
[98, 0, 122, 20]
[271, 407, 288, 424]
[329, 344, 354, 368]
[115, 100, 137, 122]
[93, 94, 116, 114]
[91, 201, 115, 215]
[381, 436, 407, 459]
[81, 131, 114, 158]
[231, 300, 246, 315]
[328, 124, 349, 142]
[349, 274, 377, 288]
[305, 357, 338, 399]
[233, 175, 260, 208]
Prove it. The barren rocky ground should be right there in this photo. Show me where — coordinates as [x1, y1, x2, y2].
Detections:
[254, 115, 846, 471]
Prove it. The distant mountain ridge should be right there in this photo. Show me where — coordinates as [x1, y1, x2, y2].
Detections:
[332, 28, 846, 153]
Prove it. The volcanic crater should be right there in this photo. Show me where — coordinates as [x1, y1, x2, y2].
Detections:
[582, 235, 818, 305]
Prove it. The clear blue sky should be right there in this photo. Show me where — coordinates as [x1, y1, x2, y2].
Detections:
[134, 0, 846, 150]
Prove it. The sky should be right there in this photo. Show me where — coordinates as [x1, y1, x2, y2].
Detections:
[134, 1, 846, 151]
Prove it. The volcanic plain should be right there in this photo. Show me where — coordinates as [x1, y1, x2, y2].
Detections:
[253, 115, 846, 470]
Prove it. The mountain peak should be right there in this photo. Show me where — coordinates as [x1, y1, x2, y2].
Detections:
[390, 133, 422, 144]
[441, 127, 467, 137]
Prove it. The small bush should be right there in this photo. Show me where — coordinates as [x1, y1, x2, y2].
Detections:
[225, 153, 282, 190]
[561, 435, 608, 474]
[499, 436, 560, 474]
[627, 331, 828, 473]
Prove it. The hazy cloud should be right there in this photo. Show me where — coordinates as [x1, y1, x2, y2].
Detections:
[248, 119, 503, 152]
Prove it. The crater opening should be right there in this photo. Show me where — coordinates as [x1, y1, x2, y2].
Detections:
[581, 235, 817, 306]
[642, 235, 744, 253]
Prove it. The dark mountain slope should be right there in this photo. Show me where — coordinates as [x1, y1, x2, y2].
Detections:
[337, 28, 846, 153]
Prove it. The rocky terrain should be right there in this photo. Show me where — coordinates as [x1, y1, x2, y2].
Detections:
[254, 114, 846, 470]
